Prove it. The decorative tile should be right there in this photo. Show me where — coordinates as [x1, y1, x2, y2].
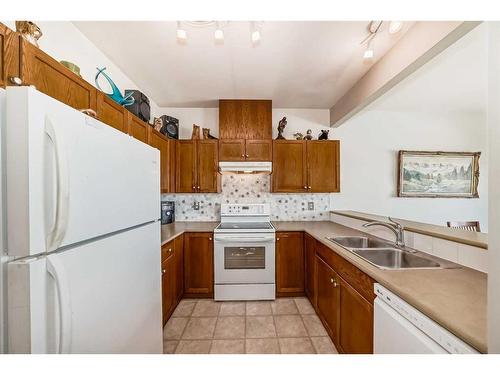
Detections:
[162, 174, 332, 221]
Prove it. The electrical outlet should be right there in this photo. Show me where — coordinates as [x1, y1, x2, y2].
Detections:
[308, 202, 314, 210]
[193, 201, 200, 210]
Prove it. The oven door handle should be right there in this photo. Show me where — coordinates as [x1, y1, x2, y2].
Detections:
[214, 236, 275, 243]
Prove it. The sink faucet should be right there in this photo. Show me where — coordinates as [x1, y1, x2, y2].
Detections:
[362, 217, 405, 248]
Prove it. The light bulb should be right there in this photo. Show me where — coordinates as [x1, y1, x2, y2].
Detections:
[389, 21, 403, 34]
[214, 28, 224, 41]
[363, 48, 374, 60]
[176, 21, 187, 42]
[251, 30, 261, 44]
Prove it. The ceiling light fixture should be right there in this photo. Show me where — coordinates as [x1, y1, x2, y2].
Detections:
[214, 22, 224, 43]
[251, 21, 261, 45]
[388, 21, 404, 34]
[176, 21, 187, 42]
[360, 21, 382, 61]
[363, 39, 374, 60]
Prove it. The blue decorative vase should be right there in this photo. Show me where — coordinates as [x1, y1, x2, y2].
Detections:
[95, 67, 135, 106]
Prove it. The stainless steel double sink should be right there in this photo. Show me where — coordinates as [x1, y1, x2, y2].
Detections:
[327, 236, 457, 270]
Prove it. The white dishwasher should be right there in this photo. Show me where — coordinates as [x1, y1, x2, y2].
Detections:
[374, 284, 479, 354]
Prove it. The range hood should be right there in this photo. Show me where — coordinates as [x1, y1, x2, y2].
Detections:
[219, 161, 272, 174]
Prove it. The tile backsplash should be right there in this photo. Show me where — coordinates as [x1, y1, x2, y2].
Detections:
[162, 174, 332, 221]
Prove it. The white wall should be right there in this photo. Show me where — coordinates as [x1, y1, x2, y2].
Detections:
[487, 21, 500, 353]
[2, 21, 161, 116]
[334, 109, 488, 231]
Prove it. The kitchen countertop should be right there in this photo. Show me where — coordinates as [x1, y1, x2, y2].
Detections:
[273, 221, 487, 353]
[161, 220, 487, 353]
[161, 221, 219, 245]
[331, 210, 488, 249]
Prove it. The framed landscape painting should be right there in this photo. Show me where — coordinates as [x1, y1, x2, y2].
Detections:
[397, 151, 481, 198]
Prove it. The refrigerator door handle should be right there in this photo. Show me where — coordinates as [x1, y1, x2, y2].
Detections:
[47, 254, 72, 354]
[45, 116, 70, 251]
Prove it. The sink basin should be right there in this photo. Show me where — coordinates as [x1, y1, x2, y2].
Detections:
[352, 248, 441, 269]
[328, 236, 392, 249]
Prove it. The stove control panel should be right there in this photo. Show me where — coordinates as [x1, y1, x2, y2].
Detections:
[221, 204, 270, 216]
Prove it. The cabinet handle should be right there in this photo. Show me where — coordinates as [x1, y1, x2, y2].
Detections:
[8, 76, 23, 86]
[277, 238, 280, 241]
[241, 154, 245, 158]
[168, 248, 172, 253]
[308, 186, 312, 189]
[192, 185, 196, 190]
[162, 269, 166, 274]
[303, 185, 307, 189]
[209, 237, 212, 241]
[245, 154, 249, 158]
[330, 278, 338, 287]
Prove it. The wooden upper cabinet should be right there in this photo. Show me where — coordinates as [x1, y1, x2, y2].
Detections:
[304, 233, 316, 303]
[20, 39, 97, 111]
[245, 139, 272, 161]
[219, 99, 272, 140]
[148, 128, 176, 193]
[127, 112, 149, 143]
[338, 276, 373, 354]
[272, 140, 307, 192]
[316, 255, 340, 344]
[276, 231, 305, 296]
[183, 232, 214, 297]
[197, 140, 220, 193]
[176, 140, 197, 193]
[272, 140, 340, 193]
[219, 139, 246, 161]
[96, 92, 127, 133]
[307, 140, 340, 192]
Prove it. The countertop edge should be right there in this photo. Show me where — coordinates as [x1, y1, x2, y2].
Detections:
[331, 210, 488, 250]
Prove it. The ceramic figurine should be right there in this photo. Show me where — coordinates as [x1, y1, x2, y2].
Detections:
[153, 117, 163, 132]
[203, 128, 217, 139]
[95, 67, 135, 106]
[318, 129, 329, 140]
[304, 129, 313, 140]
[293, 132, 304, 140]
[16, 21, 42, 47]
[191, 124, 201, 139]
[276, 117, 287, 139]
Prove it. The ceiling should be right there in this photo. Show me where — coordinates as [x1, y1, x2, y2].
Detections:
[368, 23, 487, 114]
[73, 21, 413, 108]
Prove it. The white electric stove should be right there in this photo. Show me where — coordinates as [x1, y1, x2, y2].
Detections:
[213, 204, 276, 301]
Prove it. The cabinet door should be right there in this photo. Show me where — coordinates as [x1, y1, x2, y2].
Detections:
[276, 232, 304, 296]
[173, 235, 184, 303]
[176, 140, 197, 193]
[243, 100, 272, 139]
[245, 139, 272, 161]
[127, 112, 149, 143]
[96, 92, 127, 133]
[148, 128, 175, 193]
[21, 39, 97, 111]
[197, 140, 220, 193]
[304, 233, 316, 303]
[219, 139, 245, 161]
[161, 255, 175, 325]
[184, 232, 214, 297]
[316, 255, 340, 345]
[338, 276, 373, 354]
[219, 100, 245, 139]
[307, 140, 340, 192]
[272, 141, 307, 192]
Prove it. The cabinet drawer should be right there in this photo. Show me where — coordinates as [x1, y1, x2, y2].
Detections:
[316, 241, 375, 302]
[161, 240, 174, 262]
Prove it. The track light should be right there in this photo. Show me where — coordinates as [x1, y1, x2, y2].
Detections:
[214, 22, 224, 43]
[251, 30, 261, 44]
[176, 21, 187, 42]
[363, 40, 374, 60]
[388, 21, 403, 34]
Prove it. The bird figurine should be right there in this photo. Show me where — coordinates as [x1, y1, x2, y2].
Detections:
[293, 132, 304, 140]
[276, 117, 287, 139]
[304, 129, 313, 140]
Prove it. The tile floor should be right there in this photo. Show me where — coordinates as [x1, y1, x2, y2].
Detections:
[163, 297, 338, 354]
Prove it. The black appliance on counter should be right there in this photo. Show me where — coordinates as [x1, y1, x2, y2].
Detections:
[161, 201, 175, 225]
[124, 90, 151, 122]
[159, 115, 179, 139]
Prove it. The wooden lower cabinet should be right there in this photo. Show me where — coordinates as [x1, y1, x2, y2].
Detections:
[315, 255, 340, 342]
[304, 233, 316, 302]
[338, 276, 374, 354]
[161, 236, 184, 325]
[183, 232, 214, 298]
[276, 231, 304, 296]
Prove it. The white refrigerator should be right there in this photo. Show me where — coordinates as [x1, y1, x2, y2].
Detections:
[5, 87, 163, 353]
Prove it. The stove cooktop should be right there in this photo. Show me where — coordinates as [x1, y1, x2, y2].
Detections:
[214, 221, 275, 233]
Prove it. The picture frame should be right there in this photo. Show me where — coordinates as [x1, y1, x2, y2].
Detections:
[397, 151, 481, 198]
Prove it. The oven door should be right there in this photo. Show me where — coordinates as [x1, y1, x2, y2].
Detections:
[214, 233, 275, 284]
